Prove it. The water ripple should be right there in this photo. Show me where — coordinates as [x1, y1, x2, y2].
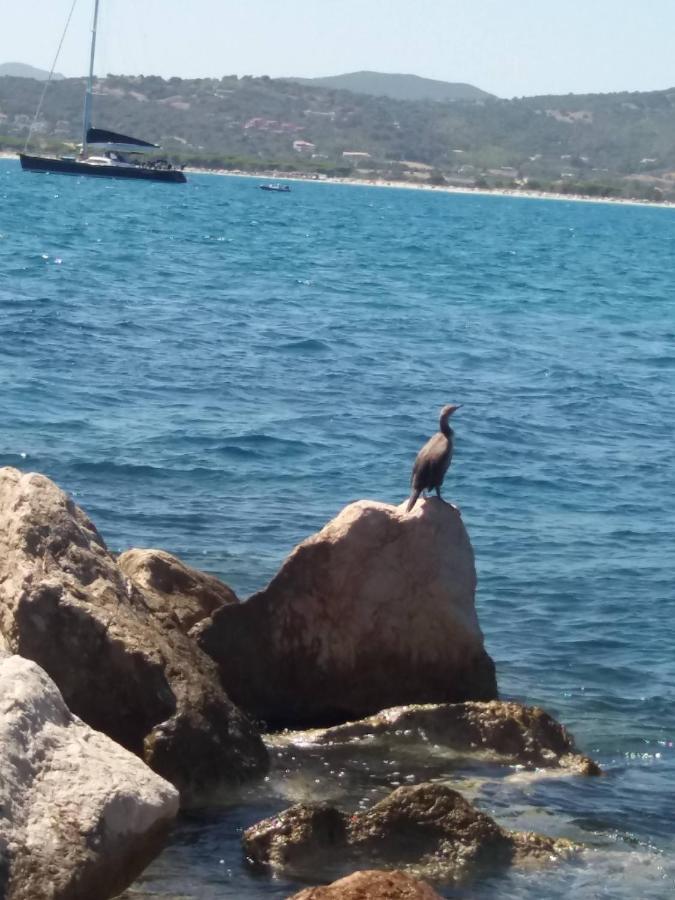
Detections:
[1, 162, 674, 899]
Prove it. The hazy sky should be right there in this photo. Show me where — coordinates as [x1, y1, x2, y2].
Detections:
[3, 0, 675, 98]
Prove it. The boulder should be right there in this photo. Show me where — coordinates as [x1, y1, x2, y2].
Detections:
[0, 652, 178, 900]
[0, 468, 268, 804]
[243, 782, 573, 883]
[118, 547, 237, 633]
[288, 869, 443, 899]
[195, 499, 496, 727]
[286, 700, 601, 774]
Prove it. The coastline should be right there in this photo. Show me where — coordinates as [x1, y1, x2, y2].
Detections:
[191, 167, 675, 210]
[3, 151, 673, 209]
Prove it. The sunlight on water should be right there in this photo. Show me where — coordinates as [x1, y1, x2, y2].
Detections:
[0, 161, 673, 898]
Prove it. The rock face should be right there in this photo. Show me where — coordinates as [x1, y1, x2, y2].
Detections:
[196, 499, 497, 727]
[288, 869, 443, 899]
[243, 782, 573, 883]
[0, 652, 179, 900]
[0, 468, 268, 804]
[118, 548, 237, 633]
[290, 701, 601, 774]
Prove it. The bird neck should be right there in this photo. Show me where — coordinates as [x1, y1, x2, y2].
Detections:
[440, 417, 453, 438]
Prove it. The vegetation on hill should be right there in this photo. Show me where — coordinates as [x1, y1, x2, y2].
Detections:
[2, 71, 675, 200]
[291, 71, 493, 102]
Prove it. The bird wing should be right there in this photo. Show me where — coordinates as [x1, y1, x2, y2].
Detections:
[411, 433, 452, 491]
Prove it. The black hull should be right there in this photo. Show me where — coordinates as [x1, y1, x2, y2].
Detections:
[19, 153, 186, 183]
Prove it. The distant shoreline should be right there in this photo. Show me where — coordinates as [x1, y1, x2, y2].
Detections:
[191, 167, 675, 210]
[3, 151, 673, 209]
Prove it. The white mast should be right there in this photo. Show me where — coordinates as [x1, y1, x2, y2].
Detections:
[81, 0, 101, 157]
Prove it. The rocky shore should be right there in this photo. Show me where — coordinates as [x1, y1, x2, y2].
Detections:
[0, 467, 600, 899]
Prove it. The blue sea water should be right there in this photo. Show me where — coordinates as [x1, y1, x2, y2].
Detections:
[0, 159, 673, 899]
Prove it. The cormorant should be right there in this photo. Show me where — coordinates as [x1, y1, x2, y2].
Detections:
[406, 404, 462, 512]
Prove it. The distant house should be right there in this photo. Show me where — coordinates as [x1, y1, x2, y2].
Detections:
[487, 167, 517, 177]
[342, 151, 371, 160]
[304, 109, 336, 120]
[246, 117, 303, 134]
[293, 140, 316, 153]
[400, 160, 433, 171]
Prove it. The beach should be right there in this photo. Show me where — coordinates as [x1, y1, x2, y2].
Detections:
[4, 149, 673, 208]
[190, 165, 675, 209]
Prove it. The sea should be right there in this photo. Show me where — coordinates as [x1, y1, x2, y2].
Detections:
[0, 159, 673, 899]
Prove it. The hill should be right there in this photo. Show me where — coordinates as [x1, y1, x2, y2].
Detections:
[2, 72, 675, 199]
[0, 62, 64, 81]
[291, 71, 493, 102]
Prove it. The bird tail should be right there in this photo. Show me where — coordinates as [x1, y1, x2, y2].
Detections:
[406, 489, 421, 512]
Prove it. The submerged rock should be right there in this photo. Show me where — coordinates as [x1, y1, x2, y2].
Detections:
[196, 499, 497, 727]
[288, 869, 443, 899]
[243, 782, 573, 883]
[0, 468, 268, 804]
[118, 547, 238, 633]
[287, 700, 601, 774]
[0, 652, 178, 900]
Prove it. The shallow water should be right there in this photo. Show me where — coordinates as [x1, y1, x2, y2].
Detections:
[0, 161, 673, 898]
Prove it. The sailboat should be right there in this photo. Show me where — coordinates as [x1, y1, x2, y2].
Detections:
[20, 0, 186, 184]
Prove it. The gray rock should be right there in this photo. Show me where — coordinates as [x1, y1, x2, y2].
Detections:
[243, 782, 574, 884]
[286, 700, 601, 774]
[288, 869, 443, 899]
[118, 547, 238, 633]
[0, 652, 178, 900]
[0, 468, 268, 805]
[195, 499, 496, 727]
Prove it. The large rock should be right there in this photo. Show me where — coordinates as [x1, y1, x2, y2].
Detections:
[0, 468, 268, 804]
[243, 782, 573, 883]
[289, 869, 443, 899]
[118, 548, 238, 633]
[287, 701, 601, 774]
[0, 652, 178, 900]
[195, 499, 497, 727]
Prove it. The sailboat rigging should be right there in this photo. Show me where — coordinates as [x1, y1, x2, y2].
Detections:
[20, 0, 186, 183]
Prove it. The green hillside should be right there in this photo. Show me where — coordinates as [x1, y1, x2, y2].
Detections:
[2, 72, 675, 199]
[291, 71, 493, 102]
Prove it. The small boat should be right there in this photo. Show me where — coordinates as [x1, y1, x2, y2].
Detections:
[259, 183, 291, 192]
[20, 0, 186, 184]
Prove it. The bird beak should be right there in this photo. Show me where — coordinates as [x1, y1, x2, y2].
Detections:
[449, 404, 462, 414]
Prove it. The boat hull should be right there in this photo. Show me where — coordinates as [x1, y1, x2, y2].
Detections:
[19, 153, 186, 183]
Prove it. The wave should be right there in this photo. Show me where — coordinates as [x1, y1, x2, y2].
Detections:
[276, 338, 332, 353]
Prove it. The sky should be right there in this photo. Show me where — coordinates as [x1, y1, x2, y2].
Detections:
[3, 0, 675, 99]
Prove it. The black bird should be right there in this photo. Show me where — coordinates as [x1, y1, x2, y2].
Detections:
[406, 404, 462, 512]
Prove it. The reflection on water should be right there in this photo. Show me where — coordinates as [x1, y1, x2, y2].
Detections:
[122, 728, 675, 899]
